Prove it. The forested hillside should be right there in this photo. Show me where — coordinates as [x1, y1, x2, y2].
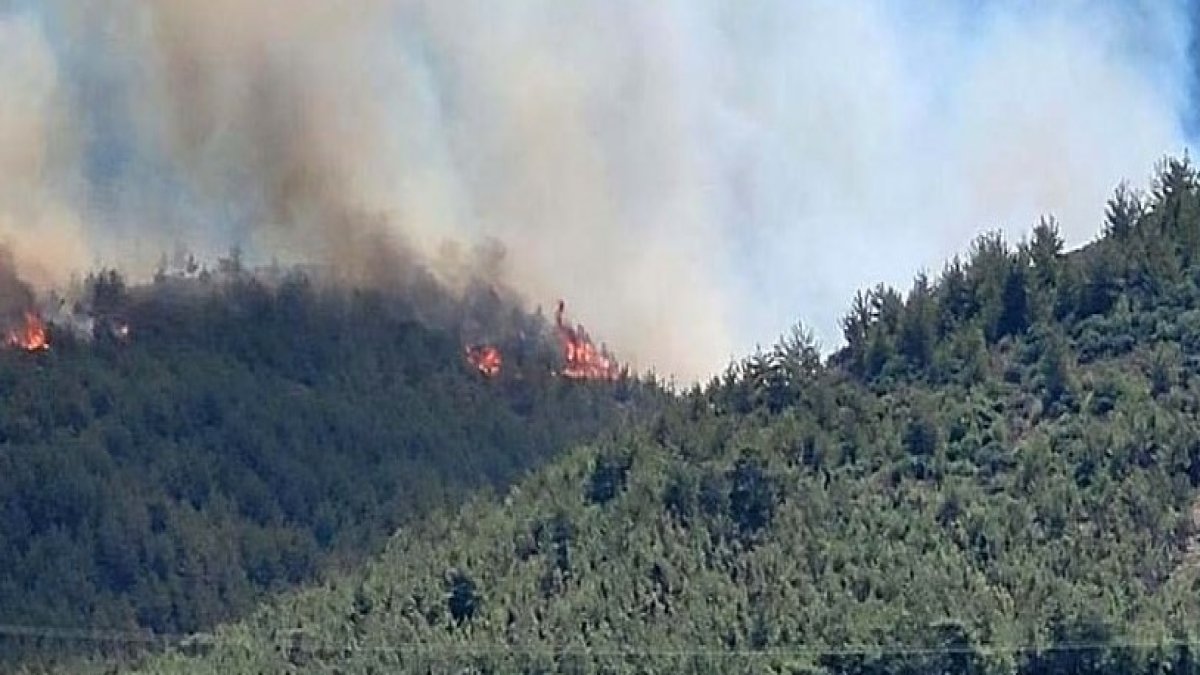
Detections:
[0, 264, 655, 667]
[120, 157, 1200, 674]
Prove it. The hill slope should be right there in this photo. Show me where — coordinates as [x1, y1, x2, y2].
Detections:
[100, 158, 1200, 673]
[0, 269, 654, 665]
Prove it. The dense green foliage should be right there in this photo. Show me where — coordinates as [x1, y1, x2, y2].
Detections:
[108, 157, 1200, 674]
[0, 271, 652, 665]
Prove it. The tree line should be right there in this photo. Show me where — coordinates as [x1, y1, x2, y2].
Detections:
[105, 156, 1200, 675]
[0, 268, 659, 668]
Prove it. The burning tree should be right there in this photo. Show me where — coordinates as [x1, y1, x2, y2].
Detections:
[466, 344, 503, 377]
[555, 300, 621, 380]
[6, 312, 48, 352]
[460, 299, 624, 381]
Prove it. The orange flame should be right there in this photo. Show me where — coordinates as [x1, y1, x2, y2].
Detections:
[555, 300, 620, 380]
[466, 344, 502, 377]
[7, 312, 49, 352]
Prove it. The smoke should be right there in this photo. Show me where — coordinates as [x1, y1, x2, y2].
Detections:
[0, 0, 1194, 380]
[0, 9, 89, 288]
[0, 246, 33, 322]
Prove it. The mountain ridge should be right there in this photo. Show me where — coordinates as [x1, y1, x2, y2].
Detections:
[88, 156, 1200, 674]
[0, 269, 658, 669]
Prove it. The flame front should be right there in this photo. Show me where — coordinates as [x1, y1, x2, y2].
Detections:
[555, 300, 620, 380]
[7, 312, 49, 352]
[466, 344, 502, 377]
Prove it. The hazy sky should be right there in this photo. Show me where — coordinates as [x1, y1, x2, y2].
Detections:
[0, 0, 1195, 380]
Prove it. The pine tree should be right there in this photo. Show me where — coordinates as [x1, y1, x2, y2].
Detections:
[1103, 182, 1143, 240]
[937, 256, 976, 335]
[446, 570, 481, 625]
[841, 290, 875, 376]
[995, 260, 1031, 339]
[899, 273, 937, 369]
[1038, 326, 1076, 412]
[1028, 216, 1064, 288]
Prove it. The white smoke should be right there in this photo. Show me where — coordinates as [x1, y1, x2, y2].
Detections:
[0, 0, 1194, 380]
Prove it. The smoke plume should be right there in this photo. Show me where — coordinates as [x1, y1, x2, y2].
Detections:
[0, 0, 1195, 380]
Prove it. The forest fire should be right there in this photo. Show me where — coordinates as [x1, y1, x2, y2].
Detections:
[466, 344, 503, 377]
[555, 300, 620, 380]
[462, 302, 621, 380]
[7, 312, 49, 352]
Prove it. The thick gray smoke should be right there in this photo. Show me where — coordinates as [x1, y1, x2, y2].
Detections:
[0, 0, 1194, 380]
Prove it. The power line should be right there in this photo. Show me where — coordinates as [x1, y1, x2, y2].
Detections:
[2, 622, 1199, 659]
